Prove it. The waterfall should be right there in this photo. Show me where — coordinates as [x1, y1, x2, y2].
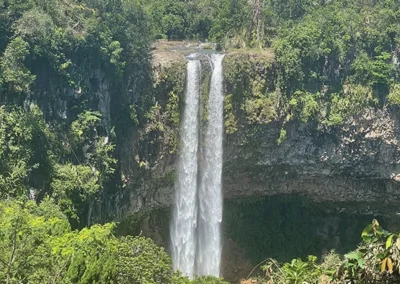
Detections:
[171, 53, 225, 278]
[170, 57, 201, 278]
[197, 54, 225, 277]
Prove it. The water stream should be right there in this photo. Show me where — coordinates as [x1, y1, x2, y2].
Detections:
[170, 57, 201, 278]
[171, 53, 225, 278]
[197, 54, 225, 276]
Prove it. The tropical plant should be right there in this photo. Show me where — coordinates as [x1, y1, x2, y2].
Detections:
[0, 199, 189, 284]
[249, 220, 400, 283]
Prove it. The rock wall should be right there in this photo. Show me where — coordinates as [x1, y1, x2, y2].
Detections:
[112, 46, 400, 218]
[101, 42, 400, 281]
[224, 108, 400, 214]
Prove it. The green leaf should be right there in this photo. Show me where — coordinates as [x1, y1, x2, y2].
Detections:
[345, 251, 361, 260]
[377, 252, 388, 260]
[386, 235, 394, 250]
[361, 224, 373, 239]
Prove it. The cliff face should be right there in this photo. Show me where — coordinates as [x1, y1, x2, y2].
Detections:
[112, 45, 400, 218]
[98, 42, 400, 282]
[222, 52, 400, 215]
[224, 108, 400, 212]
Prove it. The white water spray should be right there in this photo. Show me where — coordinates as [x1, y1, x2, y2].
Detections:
[197, 54, 225, 277]
[171, 53, 225, 278]
[170, 57, 201, 278]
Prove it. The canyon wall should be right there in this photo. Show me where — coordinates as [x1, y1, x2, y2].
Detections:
[106, 45, 400, 220]
[95, 43, 400, 282]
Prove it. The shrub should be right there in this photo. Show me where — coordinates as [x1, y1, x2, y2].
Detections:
[191, 275, 229, 284]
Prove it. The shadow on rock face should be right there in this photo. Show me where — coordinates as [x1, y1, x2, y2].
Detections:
[221, 237, 253, 284]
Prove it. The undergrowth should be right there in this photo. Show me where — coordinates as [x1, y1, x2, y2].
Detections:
[243, 220, 400, 284]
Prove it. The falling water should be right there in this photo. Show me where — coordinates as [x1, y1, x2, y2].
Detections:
[197, 54, 225, 277]
[170, 57, 201, 278]
[171, 53, 225, 278]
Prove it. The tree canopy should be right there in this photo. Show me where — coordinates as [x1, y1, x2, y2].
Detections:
[0, 0, 400, 282]
[0, 198, 188, 283]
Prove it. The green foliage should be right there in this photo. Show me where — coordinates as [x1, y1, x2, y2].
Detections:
[0, 199, 187, 283]
[48, 110, 116, 223]
[117, 236, 182, 284]
[145, 104, 165, 134]
[0, 105, 116, 226]
[51, 164, 100, 221]
[276, 128, 287, 145]
[388, 84, 400, 106]
[142, 0, 212, 40]
[191, 275, 229, 284]
[208, 0, 249, 47]
[0, 0, 152, 112]
[0, 0, 150, 227]
[259, 252, 342, 284]
[130, 105, 140, 125]
[244, 92, 277, 125]
[267, 0, 400, 126]
[70, 111, 102, 146]
[137, 60, 185, 159]
[273, 1, 399, 94]
[277, 256, 322, 283]
[141, 0, 276, 48]
[0, 106, 56, 198]
[69, 111, 116, 180]
[268, 0, 315, 20]
[251, 219, 400, 283]
[0, 37, 35, 93]
[326, 85, 377, 125]
[167, 92, 180, 127]
[288, 91, 319, 123]
[339, 219, 398, 282]
[224, 94, 238, 134]
[0, 198, 71, 283]
[223, 52, 276, 133]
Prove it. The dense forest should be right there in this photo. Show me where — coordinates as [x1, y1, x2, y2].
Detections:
[0, 0, 400, 283]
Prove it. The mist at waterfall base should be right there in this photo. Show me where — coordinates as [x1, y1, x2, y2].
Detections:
[170, 54, 225, 278]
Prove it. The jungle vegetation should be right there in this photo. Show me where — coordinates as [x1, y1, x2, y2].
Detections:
[0, 0, 400, 283]
[244, 220, 400, 283]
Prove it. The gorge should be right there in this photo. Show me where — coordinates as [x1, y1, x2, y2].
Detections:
[1, 0, 400, 282]
[110, 43, 400, 282]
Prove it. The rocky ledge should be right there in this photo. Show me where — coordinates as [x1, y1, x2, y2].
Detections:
[112, 42, 400, 219]
[98, 41, 400, 283]
[224, 107, 400, 215]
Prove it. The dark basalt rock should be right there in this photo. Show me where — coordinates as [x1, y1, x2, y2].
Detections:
[95, 42, 400, 281]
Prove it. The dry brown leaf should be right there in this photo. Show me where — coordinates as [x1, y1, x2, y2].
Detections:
[381, 257, 388, 272]
[387, 257, 393, 274]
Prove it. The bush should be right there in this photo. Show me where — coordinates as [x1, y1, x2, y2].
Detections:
[191, 275, 229, 284]
[247, 220, 400, 284]
[260, 253, 342, 284]
[388, 84, 400, 106]
[0, 199, 186, 284]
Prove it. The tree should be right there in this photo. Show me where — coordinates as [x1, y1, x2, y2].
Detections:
[0, 199, 70, 283]
[0, 199, 189, 283]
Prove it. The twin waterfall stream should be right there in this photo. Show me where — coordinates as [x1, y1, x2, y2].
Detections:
[170, 54, 225, 278]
